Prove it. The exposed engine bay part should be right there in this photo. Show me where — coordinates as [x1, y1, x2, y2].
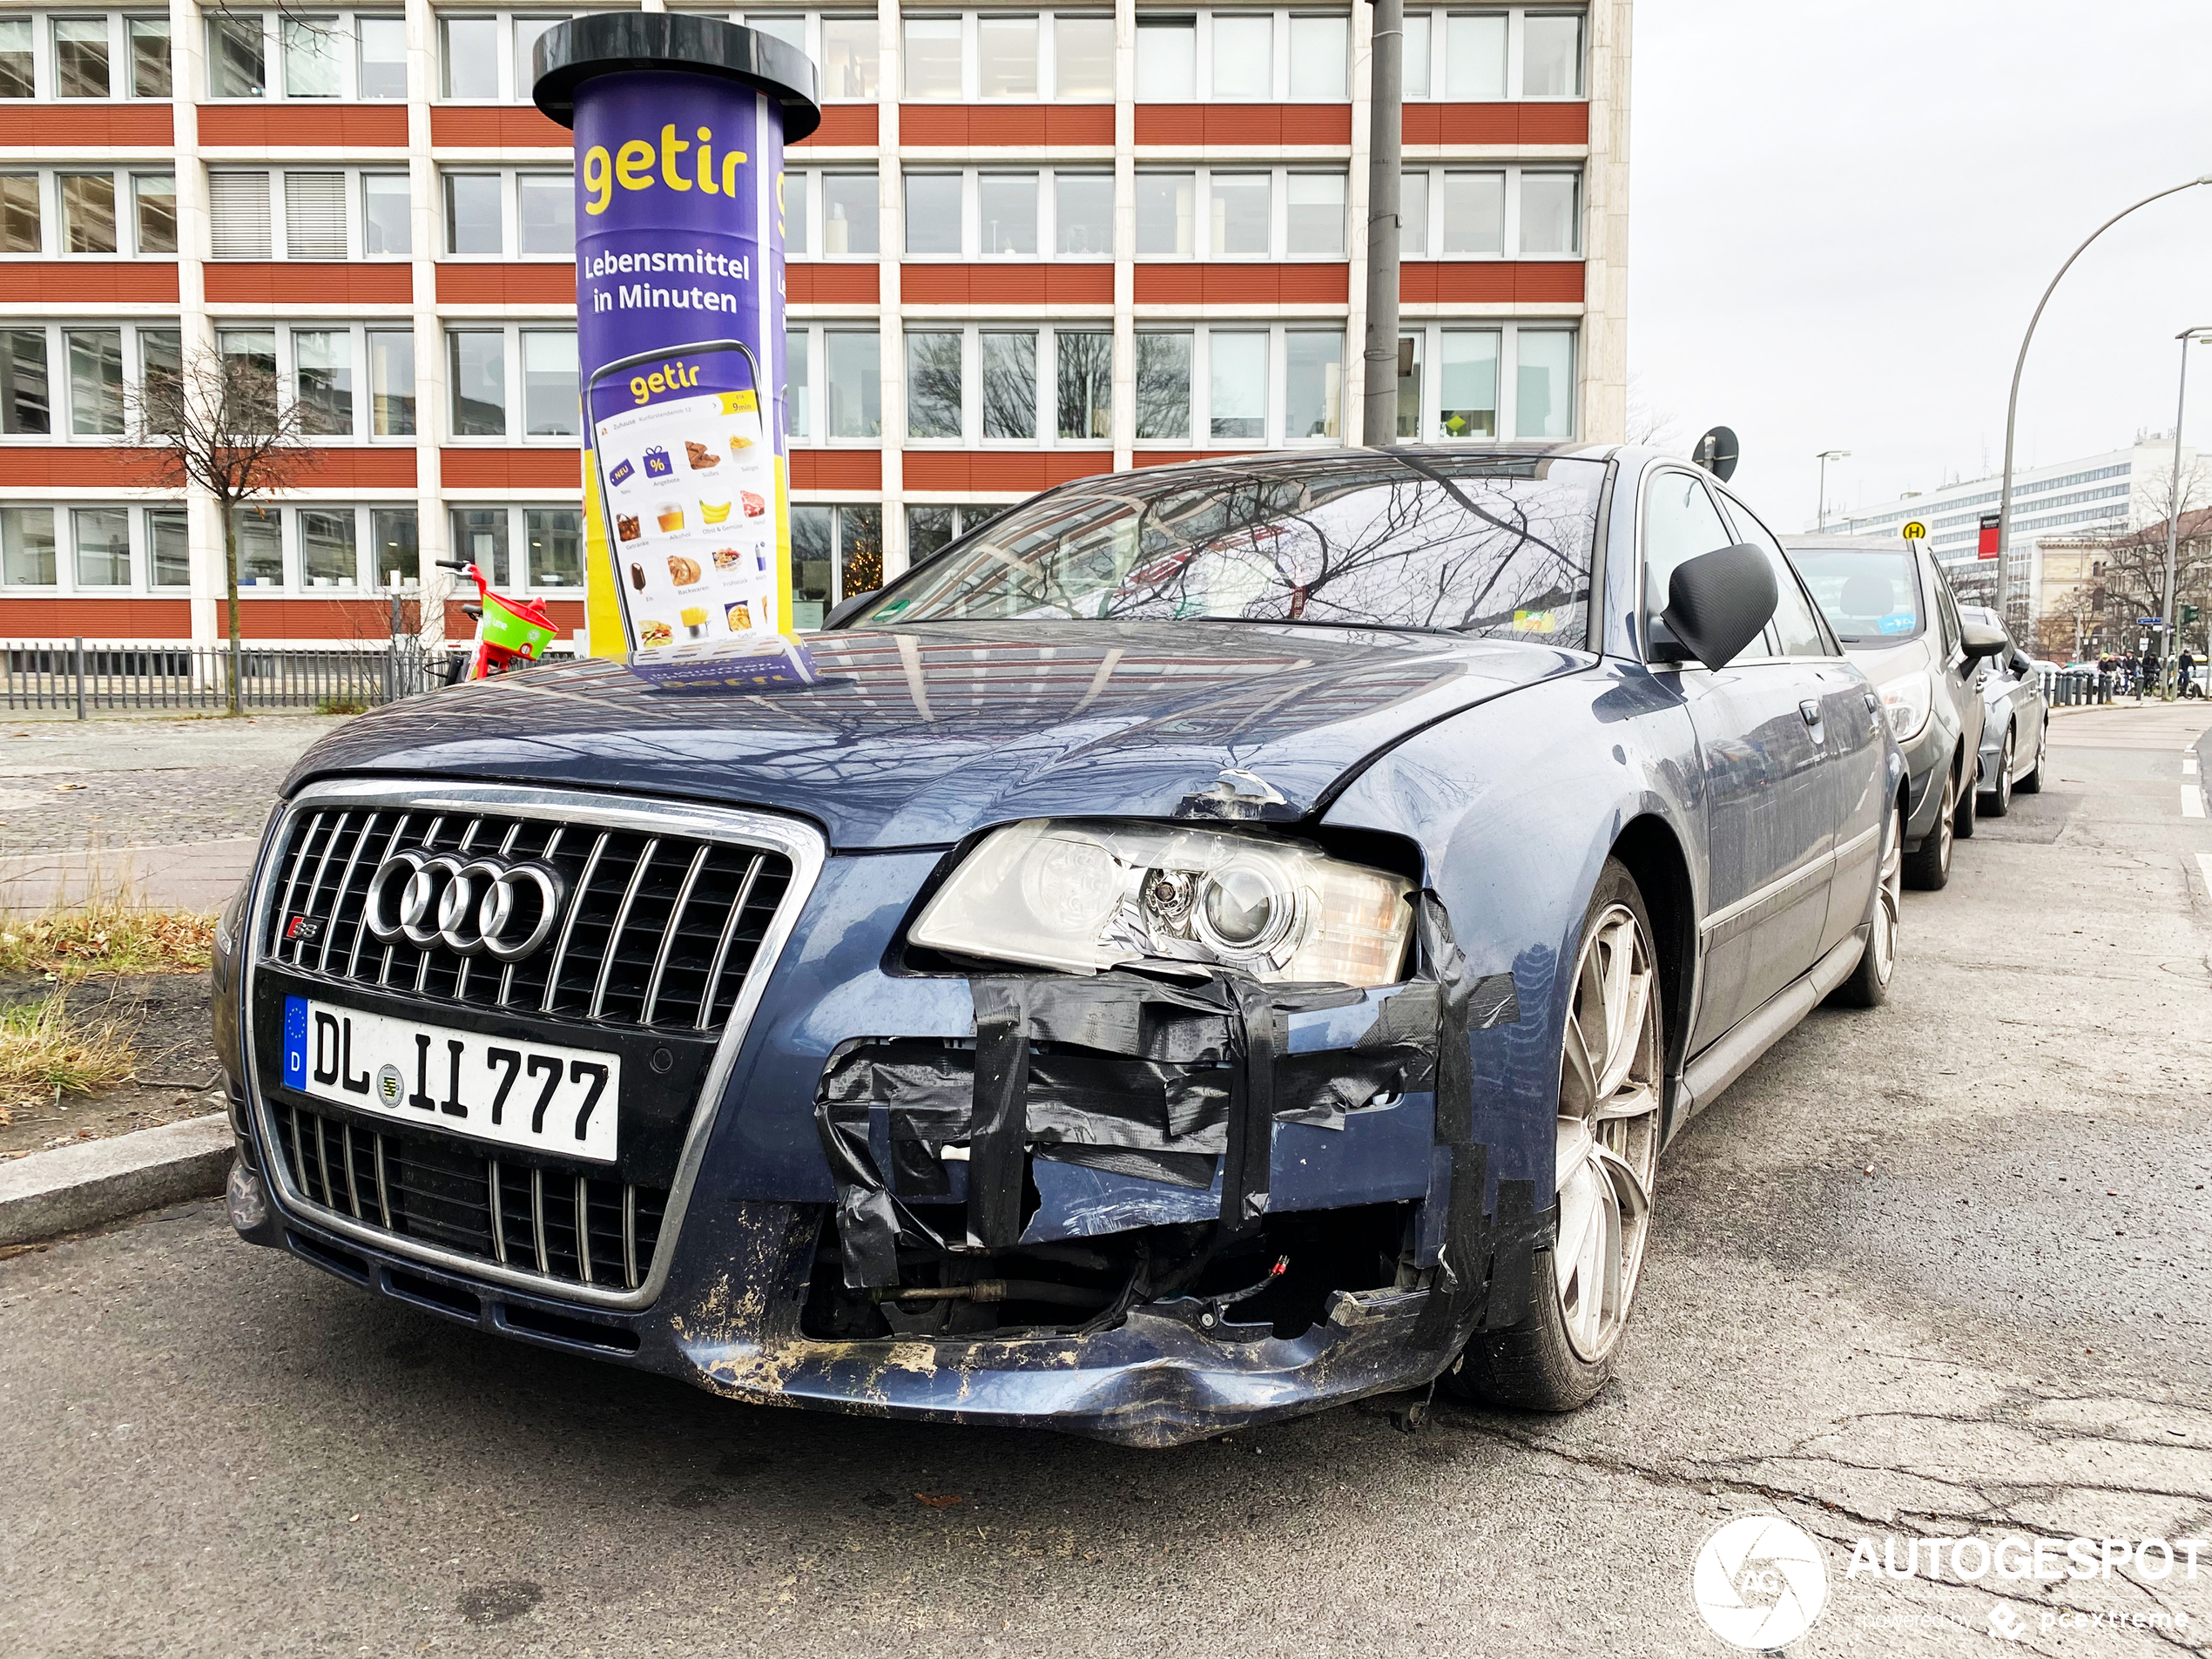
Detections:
[809, 887, 1549, 1361]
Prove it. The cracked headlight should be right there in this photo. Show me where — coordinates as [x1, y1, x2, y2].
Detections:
[909, 819, 1415, 988]
[1878, 670, 1932, 741]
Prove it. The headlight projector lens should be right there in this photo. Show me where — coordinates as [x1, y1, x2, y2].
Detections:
[1198, 863, 1292, 953]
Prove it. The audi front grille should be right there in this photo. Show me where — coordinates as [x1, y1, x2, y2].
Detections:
[261, 799, 792, 1033]
[246, 781, 826, 1308]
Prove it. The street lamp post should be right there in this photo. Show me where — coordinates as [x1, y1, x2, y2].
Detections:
[1995, 176, 2212, 636]
[1360, 0, 1404, 447]
[2157, 328, 2212, 698]
[1815, 450, 1850, 530]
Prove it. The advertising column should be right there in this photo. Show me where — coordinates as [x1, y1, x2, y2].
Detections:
[533, 15, 819, 658]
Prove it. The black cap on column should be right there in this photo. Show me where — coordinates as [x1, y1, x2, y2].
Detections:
[532, 12, 821, 140]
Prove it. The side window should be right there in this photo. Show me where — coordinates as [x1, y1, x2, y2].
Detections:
[1718, 495, 1830, 657]
[1641, 469, 1734, 624]
[1929, 559, 1963, 655]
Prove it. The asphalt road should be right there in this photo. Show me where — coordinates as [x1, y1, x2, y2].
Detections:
[1, 705, 2207, 1658]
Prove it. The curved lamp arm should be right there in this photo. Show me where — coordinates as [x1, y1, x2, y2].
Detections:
[1996, 176, 2212, 603]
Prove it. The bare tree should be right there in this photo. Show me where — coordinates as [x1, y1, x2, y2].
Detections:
[127, 347, 312, 715]
[1626, 373, 1677, 449]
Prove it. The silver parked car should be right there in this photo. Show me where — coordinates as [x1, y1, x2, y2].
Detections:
[1960, 604, 2049, 815]
[1784, 536, 2007, 890]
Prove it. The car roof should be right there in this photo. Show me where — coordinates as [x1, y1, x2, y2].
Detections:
[1780, 534, 1920, 553]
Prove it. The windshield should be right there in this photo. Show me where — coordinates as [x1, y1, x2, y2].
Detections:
[860, 455, 1607, 647]
[1790, 548, 1924, 643]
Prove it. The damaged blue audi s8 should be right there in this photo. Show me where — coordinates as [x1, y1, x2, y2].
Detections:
[215, 447, 1905, 1445]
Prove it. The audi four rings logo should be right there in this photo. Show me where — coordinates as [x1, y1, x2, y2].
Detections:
[362, 851, 570, 961]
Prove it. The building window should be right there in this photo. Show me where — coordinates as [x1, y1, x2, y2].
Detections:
[1055, 15, 1112, 98]
[1136, 168, 1345, 259]
[282, 17, 343, 98]
[300, 508, 358, 587]
[2, 173, 37, 252]
[148, 507, 188, 587]
[818, 16, 879, 99]
[208, 16, 266, 96]
[982, 330, 1035, 439]
[59, 172, 117, 253]
[524, 507, 583, 588]
[907, 502, 1005, 562]
[446, 172, 502, 254]
[1055, 329, 1110, 440]
[368, 329, 415, 435]
[518, 172, 573, 256]
[1134, 326, 1349, 447]
[825, 329, 881, 438]
[783, 326, 811, 440]
[372, 506, 417, 588]
[442, 16, 499, 98]
[294, 329, 353, 434]
[67, 327, 124, 435]
[72, 507, 131, 586]
[819, 172, 877, 255]
[1401, 165, 1583, 258]
[129, 17, 170, 96]
[451, 506, 509, 584]
[1135, 16, 1194, 99]
[1404, 7, 1583, 100]
[207, 171, 273, 258]
[1055, 172, 1111, 254]
[54, 17, 112, 98]
[1287, 14, 1347, 98]
[976, 14, 1035, 98]
[0, 20, 36, 97]
[1396, 323, 1576, 441]
[363, 172, 409, 255]
[904, 172, 961, 255]
[1, 328, 51, 434]
[790, 502, 881, 627]
[906, 330, 961, 440]
[358, 16, 406, 97]
[2, 508, 57, 584]
[446, 327, 577, 439]
[902, 16, 960, 98]
[132, 172, 175, 253]
[285, 170, 347, 258]
[448, 329, 507, 435]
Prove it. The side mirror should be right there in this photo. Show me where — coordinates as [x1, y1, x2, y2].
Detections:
[821, 590, 880, 630]
[1960, 617, 2008, 662]
[1656, 543, 1777, 671]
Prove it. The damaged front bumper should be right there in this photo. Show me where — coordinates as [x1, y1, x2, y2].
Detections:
[229, 845, 1554, 1447]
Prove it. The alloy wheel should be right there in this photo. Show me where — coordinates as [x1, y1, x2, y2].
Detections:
[1554, 903, 1662, 1364]
[1936, 772, 1955, 875]
[1870, 806, 1902, 987]
[1995, 731, 2013, 812]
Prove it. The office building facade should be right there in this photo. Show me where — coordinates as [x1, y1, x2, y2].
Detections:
[1, 0, 1629, 644]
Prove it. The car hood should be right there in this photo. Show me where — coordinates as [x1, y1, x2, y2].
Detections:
[287, 621, 1585, 848]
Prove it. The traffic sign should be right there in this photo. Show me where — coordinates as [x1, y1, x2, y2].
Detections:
[1901, 520, 1926, 540]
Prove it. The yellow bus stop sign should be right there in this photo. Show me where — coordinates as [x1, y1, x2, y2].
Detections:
[1901, 520, 1927, 540]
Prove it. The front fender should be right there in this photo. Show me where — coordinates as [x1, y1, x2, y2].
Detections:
[1320, 663, 1707, 1212]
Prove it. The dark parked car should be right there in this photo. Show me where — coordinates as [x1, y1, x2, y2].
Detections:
[1959, 604, 2049, 814]
[1783, 536, 2006, 889]
[216, 448, 1904, 1447]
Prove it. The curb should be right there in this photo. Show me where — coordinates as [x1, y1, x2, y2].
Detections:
[0, 1113, 233, 1246]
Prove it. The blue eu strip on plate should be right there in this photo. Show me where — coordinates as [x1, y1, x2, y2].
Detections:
[282, 995, 309, 1090]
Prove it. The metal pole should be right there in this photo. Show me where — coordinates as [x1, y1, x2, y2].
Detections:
[1359, 0, 1403, 448]
[1996, 177, 2210, 633]
[73, 636, 84, 721]
[2159, 330, 2211, 699]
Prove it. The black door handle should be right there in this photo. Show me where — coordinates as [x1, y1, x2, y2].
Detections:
[1799, 699, 1823, 728]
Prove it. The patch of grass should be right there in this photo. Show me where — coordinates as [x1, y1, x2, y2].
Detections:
[0, 905, 217, 981]
[314, 696, 373, 716]
[0, 995, 138, 1117]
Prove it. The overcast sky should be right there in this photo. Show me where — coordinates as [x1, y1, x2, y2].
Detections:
[1628, 0, 2212, 534]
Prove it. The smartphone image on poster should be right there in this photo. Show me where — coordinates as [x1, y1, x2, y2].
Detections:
[588, 341, 781, 651]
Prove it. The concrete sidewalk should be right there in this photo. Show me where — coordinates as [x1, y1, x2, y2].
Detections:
[0, 838, 258, 914]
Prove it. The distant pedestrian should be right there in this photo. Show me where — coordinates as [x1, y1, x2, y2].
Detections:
[2183, 651, 2198, 698]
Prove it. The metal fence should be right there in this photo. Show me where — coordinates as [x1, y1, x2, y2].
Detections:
[2, 637, 468, 715]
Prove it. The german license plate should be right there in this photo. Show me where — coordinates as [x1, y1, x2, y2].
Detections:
[280, 995, 620, 1163]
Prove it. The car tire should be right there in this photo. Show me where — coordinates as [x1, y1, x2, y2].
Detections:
[1983, 726, 2013, 817]
[2015, 719, 2047, 793]
[1952, 751, 1977, 838]
[1445, 860, 1661, 1413]
[1903, 767, 1955, 891]
[1827, 803, 1901, 1009]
